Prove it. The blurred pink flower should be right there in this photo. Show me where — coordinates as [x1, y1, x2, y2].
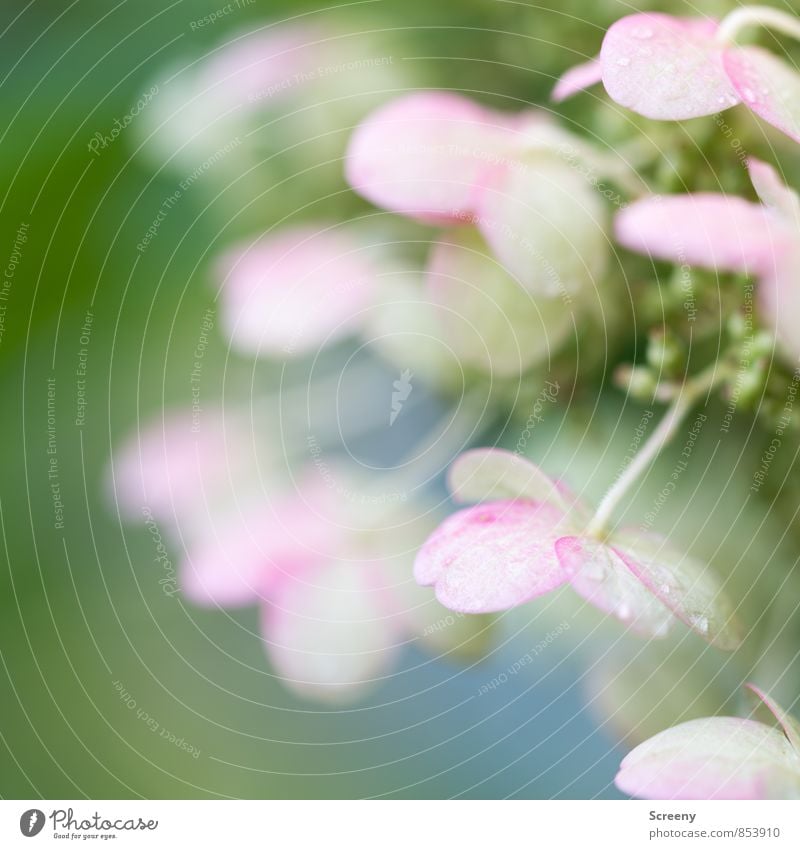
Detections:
[616, 684, 800, 799]
[111, 409, 446, 702]
[553, 11, 800, 145]
[345, 91, 610, 295]
[415, 448, 740, 648]
[615, 158, 800, 361]
[217, 224, 383, 357]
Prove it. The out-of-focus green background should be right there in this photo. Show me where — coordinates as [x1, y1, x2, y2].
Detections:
[0, 0, 760, 799]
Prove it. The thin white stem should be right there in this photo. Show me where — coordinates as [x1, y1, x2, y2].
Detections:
[716, 5, 800, 45]
[586, 364, 729, 539]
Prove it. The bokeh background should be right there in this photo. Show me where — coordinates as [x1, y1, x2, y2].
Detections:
[2, 0, 796, 799]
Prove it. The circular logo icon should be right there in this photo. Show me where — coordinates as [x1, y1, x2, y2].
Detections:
[19, 809, 45, 837]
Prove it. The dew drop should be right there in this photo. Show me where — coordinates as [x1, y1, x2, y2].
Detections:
[692, 615, 709, 635]
[616, 57, 631, 67]
[743, 87, 757, 103]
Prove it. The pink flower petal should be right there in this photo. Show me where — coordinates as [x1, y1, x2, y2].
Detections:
[552, 57, 603, 102]
[601, 14, 739, 120]
[556, 536, 675, 639]
[748, 157, 800, 222]
[425, 229, 574, 375]
[199, 27, 321, 106]
[615, 717, 800, 799]
[180, 491, 343, 608]
[110, 409, 254, 527]
[263, 560, 404, 702]
[475, 156, 608, 295]
[447, 447, 580, 517]
[345, 92, 511, 224]
[758, 245, 800, 362]
[218, 225, 377, 356]
[615, 194, 790, 276]
[414, 500, 570, 613]
[612, 530, 742, 650]
[724, 46, 800, 145]
[746, 683, 800, 753]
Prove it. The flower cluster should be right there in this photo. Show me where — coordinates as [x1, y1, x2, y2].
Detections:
[111, 409, 484, 702]
[114, 3, 800, 799]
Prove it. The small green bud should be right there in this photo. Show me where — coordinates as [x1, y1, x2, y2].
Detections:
[750, 331, 775, 360]
[646, 331, 684, 376]
[736, 359, 768, 408]
[617, 365, 658, 400]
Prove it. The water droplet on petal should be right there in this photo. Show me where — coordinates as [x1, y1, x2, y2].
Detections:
[659, 583, 671, 595]
[691, 614, 709, 634]
[743, 87, 757, 103]
[616, 57, 630, 67]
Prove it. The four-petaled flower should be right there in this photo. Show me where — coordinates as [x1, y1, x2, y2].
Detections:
[415, 448, 741, 649]
[553, 10, 800, 145]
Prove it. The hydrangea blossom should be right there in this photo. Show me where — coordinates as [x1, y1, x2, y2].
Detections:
[218, 218, 583, 377]
[415, 448, 741, 649]
[137, 24, 418, 177]
[616, 684, 800, 799]
[111, 409, 474, 702]
[216, 224, 386, 357]
[345, 91, 613, 296]
[553, 9, 800, 145]
[615, 158, 800, 361]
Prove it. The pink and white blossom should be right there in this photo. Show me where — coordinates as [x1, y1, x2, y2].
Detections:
[415, 448, 741, 649]
[217, 224, 383, 357]
[615, 158, 800, 362]
[346, 91, 611, 295]
[553, 11, 800, 145]
[616, 684, 800, 799]
[111, 410, 466, 702]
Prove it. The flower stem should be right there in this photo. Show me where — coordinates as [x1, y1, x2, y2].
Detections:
[586, 363, 729, 539]
[716, 5, 800, 45]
